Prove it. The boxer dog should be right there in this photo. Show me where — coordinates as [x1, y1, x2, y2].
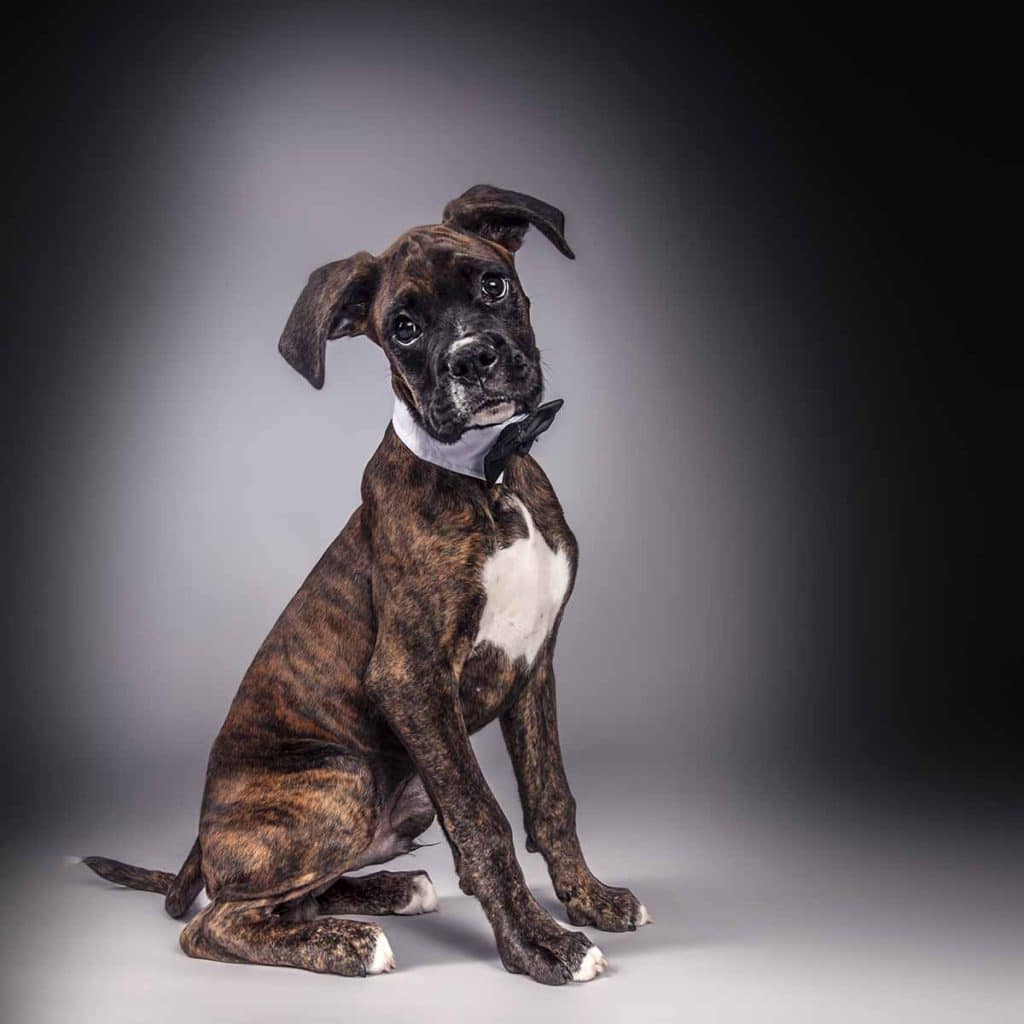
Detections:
[84, 185, 649, 984]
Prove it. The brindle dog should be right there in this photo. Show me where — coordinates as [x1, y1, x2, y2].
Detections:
[84, 185, 649, 984]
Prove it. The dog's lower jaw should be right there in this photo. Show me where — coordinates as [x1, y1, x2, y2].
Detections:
[469, 401, 516, 426]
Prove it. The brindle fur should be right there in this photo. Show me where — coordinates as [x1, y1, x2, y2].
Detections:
[84, 186, 644, 984]
[315, 869, 434, 916]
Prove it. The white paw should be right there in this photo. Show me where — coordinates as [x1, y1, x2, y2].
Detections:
[636, 903, 652, 926]
[396, 874, 439, 915]
[366, 930, 396, 975]
[571, 945, 607, 982]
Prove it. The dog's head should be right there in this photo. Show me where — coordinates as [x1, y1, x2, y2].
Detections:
[278, 185, 574, 442]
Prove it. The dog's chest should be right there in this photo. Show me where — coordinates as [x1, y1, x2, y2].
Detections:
[472, 496, 572, 667]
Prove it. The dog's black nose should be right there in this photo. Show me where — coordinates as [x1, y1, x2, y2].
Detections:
[448, 339, 499, 381]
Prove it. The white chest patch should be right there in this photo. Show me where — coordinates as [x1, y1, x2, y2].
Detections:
[474, 497, 571, 667]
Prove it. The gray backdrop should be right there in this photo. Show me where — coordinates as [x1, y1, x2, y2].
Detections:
[13, 8, 817, 813]
[3, 4, 1020, 1023]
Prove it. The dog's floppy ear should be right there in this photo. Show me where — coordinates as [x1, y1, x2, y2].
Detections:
[443, 185, 575, 260]
[278, 251, 380, 389]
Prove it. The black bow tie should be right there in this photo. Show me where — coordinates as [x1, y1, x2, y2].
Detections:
[483, 399, 564, 486]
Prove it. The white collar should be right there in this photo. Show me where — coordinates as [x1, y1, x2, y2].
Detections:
[391, 398, 527, 483]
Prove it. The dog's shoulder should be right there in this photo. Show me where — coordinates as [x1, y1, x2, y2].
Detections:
[502, 453, 577, 563]
[360, 426, 493, 581]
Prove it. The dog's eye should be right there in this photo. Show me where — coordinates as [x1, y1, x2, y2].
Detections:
[393, 314, 421, 345]
[481, 273, 509, 301]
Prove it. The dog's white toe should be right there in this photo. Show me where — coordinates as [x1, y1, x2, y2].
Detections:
[396, 874, 439, 915]
[572, 945, 607, 982]
[366, 930, 396, 975]
[636, 903, 652, 926]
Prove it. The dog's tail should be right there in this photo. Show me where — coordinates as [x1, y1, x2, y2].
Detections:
[82, 837, 204, 919]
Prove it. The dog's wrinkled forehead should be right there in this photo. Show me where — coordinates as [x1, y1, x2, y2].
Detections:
[371, 225, 513, 325]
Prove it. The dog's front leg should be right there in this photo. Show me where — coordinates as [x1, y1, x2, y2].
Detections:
[500, 654, 650, 932]
[365, 637, 606, 984]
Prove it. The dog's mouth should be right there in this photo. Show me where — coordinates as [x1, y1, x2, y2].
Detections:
[466, 383, 543, 424]
[467, 398, 518, 427]
[424, 391, 535, 442]
[424, 356, 542, 441]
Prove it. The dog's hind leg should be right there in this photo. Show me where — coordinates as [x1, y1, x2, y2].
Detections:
[180, 897, 395, 976]
[317, 870, 438, 916]
[190, 755, 401, 974]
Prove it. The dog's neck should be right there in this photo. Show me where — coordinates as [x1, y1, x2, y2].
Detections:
[391, 398, 527, 484]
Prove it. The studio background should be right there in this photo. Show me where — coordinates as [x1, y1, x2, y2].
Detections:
[3, 4, 1020, 1023]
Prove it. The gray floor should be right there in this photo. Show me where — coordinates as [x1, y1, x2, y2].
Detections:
[4, 754, 1021, 1024]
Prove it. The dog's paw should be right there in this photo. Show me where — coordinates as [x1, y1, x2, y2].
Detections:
[564, 879, 649, 932]
[570, 944, 608, 982]
[365, 927, 397, 975]
[395, 874, 439, 915]
[498, 915, 607, 985]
